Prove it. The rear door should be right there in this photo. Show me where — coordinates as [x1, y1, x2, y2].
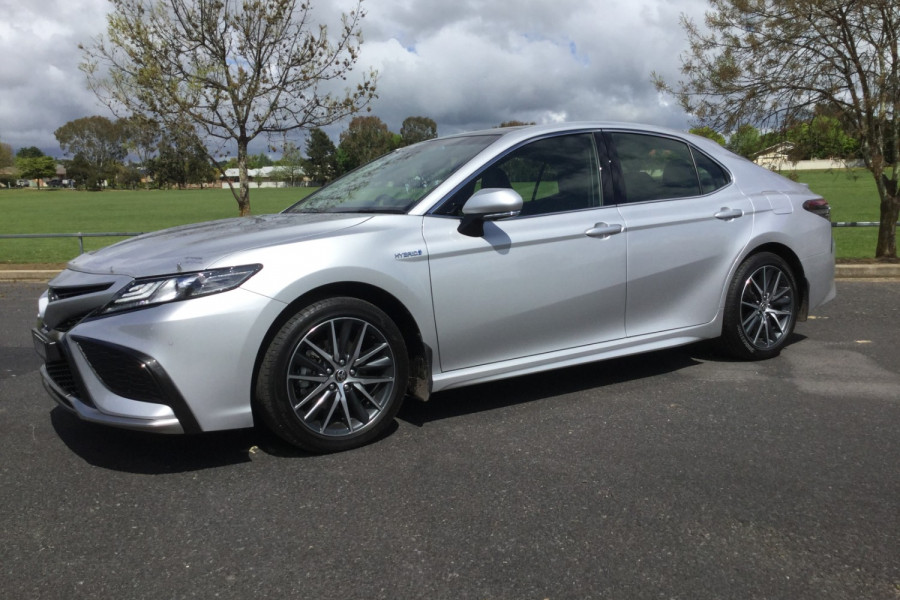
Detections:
[604, 131, 754, 337]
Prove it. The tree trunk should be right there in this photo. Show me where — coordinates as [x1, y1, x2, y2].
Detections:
[875, 194, 900, 259]
[236, 139, 251, 217]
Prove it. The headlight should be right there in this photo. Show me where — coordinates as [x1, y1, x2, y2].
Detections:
[98, 264, 262, 315]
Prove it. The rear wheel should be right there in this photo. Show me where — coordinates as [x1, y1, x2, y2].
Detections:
[256, 297, 408, 453]
[721, 252, 799, 360]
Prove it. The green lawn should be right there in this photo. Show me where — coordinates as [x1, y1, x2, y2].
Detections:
[0, 187, 313, 264]
[0, 169, 890, 263]
[791, 169, 883, 259]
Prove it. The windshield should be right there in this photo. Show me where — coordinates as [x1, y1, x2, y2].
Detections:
[284, 134, 499, 214]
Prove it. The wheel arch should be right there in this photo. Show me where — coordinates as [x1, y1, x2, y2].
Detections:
[251, 281, 433, 413]
[742, 242, 810, 320]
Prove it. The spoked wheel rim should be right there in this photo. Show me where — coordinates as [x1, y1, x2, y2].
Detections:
[739, 264, 796, 350]
[286, 316, 397, 438]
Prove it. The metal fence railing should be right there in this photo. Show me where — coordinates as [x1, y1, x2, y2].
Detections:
[0, 232, 145, 254]
[1, 221, 898, 255]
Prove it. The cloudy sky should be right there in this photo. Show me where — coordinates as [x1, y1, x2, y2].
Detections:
[0, 0, 710, 157]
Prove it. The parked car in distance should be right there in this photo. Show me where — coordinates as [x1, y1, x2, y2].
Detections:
[33, 122, 835, 453]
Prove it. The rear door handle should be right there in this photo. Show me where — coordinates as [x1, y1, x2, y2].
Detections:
[585, 223, 624, 238]
[714, 207, 744, 220]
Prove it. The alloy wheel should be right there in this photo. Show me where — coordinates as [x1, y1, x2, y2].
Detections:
[739, 264, 796, 350]
[286, 316, 397, 437]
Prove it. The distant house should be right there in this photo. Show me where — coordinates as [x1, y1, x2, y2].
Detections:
[3, 164, 70, 188]
[220, 165, 309, 188]
[754, 142, 795, 171]
[754, 142, 864, 171]
[0, 166, 16, 187]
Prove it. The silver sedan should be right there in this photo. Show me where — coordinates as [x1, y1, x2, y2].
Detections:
[33, 122, 835, 452]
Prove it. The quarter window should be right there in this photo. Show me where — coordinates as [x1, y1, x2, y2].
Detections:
[692, 148, 731, 194]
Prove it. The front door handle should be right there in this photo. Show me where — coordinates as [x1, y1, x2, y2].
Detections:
[585, 222, 624, 239]
[714, 207, 744, 220]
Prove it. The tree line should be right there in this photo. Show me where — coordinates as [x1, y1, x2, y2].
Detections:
[689, 107, 868, 164]
[0, 114, 438, 191]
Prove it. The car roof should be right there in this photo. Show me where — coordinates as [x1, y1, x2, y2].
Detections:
[443, 121, 697, 143]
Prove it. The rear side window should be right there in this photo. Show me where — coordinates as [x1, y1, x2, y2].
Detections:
[610, 132, 701, 203]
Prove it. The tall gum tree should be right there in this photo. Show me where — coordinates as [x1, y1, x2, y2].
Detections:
[81, 0, 376, 215]
[54, 116, 128, 189]
[655, 0, 899, 259]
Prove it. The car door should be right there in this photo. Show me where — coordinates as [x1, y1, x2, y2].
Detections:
[604, 131, 754, 337]
[423, 132, 627, 372]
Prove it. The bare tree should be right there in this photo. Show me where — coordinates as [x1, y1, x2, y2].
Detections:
[655, 0, 899, 259]
[81, 0, 376, 215]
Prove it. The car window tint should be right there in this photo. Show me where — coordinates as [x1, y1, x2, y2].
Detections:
[611, 133, 701, 203]
[436, 133, 601, 217]
[692, 148, 731, 194]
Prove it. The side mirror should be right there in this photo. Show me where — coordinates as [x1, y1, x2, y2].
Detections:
[458, 188, 523, 237]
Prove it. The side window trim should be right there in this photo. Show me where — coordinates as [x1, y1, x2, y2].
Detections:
[598, 131, 627, 205]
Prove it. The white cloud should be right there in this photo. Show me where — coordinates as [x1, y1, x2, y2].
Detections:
[350, 0, 709, 134]
[0, 0, 708, 155]
[0, 0, 109, 154]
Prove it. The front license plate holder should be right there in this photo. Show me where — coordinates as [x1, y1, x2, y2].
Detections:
[32, 329, 62, 362]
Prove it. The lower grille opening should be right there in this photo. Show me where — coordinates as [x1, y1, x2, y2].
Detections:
[45, 359, 95, 408]
[76, 339, 167, 404]
[68, 336, 202, 434]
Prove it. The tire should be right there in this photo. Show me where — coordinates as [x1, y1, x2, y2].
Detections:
[255, 297, 408, 453]
[720, 252, 799, 360]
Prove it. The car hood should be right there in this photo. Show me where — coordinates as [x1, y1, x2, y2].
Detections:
[66, 213, 372, 278]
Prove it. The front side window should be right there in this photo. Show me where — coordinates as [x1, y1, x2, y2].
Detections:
[611, 133, 701, 203]
[436, 133, 601, 217]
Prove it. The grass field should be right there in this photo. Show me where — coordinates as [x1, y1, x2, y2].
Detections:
[793, 168, 883, 259]
[0, 187, 313, 264]
[0, 169, 889, 264]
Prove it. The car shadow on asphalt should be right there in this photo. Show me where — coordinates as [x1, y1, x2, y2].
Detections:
[397, 333, 807, 427]
[398, 342, 707, 427]
[50, 408, 267, 473]
[49, 335, 806, 472]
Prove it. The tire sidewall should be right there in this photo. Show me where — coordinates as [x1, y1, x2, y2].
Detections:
[256, 297, 409, 453]
[722, 252, 799, 360]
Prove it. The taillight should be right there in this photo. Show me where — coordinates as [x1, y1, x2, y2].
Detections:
[803, 198, 831, 221]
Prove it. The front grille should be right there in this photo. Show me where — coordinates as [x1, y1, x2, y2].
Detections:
[49, 283, 114, 301]
[76, 339, 167, 404]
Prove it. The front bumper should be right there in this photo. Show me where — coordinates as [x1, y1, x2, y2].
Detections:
[34, 327, 195, 433]
[34, 284, 285, 435]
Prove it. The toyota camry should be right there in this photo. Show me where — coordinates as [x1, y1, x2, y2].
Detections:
[33, 122, 836, 453]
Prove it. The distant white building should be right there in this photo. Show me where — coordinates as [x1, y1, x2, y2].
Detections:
[220, 165, 307, 188]
[754, 142, 865, 171]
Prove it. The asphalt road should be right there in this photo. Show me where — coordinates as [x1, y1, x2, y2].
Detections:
[2, 281, 899, 600]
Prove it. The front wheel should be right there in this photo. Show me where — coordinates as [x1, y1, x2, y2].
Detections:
[255, 297, 409, 453]
[720, 252, 799, 360]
